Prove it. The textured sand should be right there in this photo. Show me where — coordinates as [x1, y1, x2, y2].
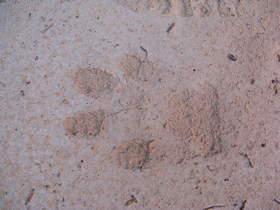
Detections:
[0, 0, 280, 209]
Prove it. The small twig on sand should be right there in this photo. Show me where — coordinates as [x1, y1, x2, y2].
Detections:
[273, 199, 280, 205]
[227, 53, 238, 61]
[25, 188, 35, 205]
[125, 195, 137, 206]
[140, 46, 148, 58]
[41, 23, 54, 33]
[167, 22, 175, 33]
[203, 205, 226, 210]
[239, 153, 253, 168]
[239, 200, 247, 210]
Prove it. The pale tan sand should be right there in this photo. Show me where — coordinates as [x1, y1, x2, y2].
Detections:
[0, 0, 279, 209]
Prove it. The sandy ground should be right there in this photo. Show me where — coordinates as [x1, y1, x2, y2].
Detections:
[0, 0, 280, 209]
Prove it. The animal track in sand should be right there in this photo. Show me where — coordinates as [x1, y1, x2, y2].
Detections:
[165, 84, 222, 158]
[64, 110, 105, 138]
[108, 84, 223, 169]
[116, 0, 242, 18]
[115, 0, 193, 17]
[120, 54, 157, 82]
[67, 55, 222, 167]
[74, 67, 118, 98]
[111, 140, 151, 170]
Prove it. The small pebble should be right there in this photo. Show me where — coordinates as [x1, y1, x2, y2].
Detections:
[227, 53, 237, 61]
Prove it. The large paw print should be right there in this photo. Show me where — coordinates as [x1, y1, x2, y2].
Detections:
[63, 52, 222, 171]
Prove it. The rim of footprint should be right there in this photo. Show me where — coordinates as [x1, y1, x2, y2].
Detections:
[115, 0, 194, 17]
[115, 0, 241, 18]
